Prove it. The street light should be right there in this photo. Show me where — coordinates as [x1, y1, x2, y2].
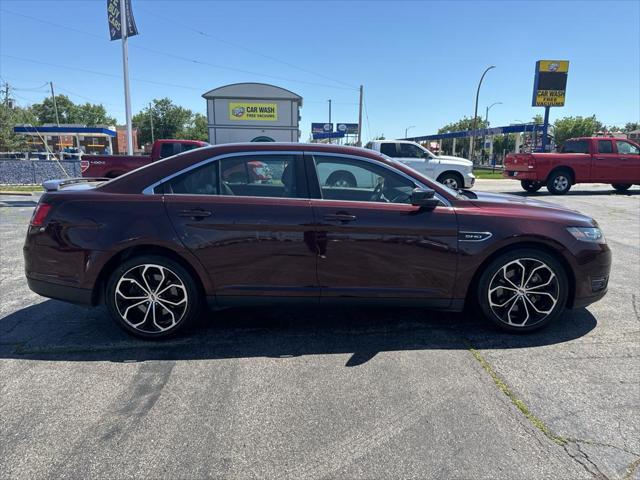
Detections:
[405, 125, 416, 138]
[485, 102, 502, 125]
[470, 65, 496, 161]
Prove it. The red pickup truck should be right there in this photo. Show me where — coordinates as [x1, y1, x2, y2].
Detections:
[81, 139, 208, 178]
[504, 137, 640, 194]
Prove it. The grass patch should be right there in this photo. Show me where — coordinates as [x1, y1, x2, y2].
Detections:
[473, 170, 504, 180]
[469, 348, 567, 446]
[0, 185, 43, 193]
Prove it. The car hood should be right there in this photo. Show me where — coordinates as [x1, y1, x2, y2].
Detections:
[465, 190, 596, 225]
[435, 155, 473, 167]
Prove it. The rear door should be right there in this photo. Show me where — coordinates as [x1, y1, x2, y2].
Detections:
[306, 153, 458, 305]
[162, 152, 318, 303]
[614, 140, 640, 183]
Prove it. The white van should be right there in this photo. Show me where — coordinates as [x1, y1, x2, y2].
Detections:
[365, 140, 475, 190]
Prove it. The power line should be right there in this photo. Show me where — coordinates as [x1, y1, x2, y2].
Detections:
[138, 6, 358, 89]
[0, 8, 357, 91]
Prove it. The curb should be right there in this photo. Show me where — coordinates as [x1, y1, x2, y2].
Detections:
[0, 191, 35, 196]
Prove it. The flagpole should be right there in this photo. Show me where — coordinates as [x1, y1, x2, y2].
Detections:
[120, 0, 133, 155]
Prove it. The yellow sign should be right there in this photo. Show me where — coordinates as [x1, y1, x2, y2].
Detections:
[229, 102, 278, 121]
[538, 60, 569, 73]
[535, 89, 566, 107]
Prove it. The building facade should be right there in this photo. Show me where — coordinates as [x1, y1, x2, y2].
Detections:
[203, 83, 302, 144]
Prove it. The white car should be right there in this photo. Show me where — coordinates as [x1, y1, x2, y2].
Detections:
[365, 140, 475, 190]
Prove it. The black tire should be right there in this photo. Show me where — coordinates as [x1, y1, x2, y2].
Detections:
[326, 171, 357, 188]
[437, 172, 464, 190]
[546, 169, 572, 195]
[612, 183, 631, 192]
[106, 254, 202, 339]
[477, 248, 568, 333]
[521, 180, 542, 192]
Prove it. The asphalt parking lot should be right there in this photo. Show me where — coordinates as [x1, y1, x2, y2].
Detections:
[1, 179, 639, 480]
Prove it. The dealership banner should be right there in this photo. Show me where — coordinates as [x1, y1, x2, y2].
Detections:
[312, 123, 333, 133]
[107, 0, 139, 41]
[337, 123, 359, 134]
[532, 60, 569, 107]
[229, 103, 278, 121]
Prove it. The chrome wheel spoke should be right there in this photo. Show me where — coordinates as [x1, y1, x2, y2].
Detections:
[115, 263, 188, 334]
[488, 257, 560, 328]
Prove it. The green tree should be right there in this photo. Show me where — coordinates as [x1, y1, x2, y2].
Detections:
[0, 101, 29, 151]
[30, 95, 115, 126]
[133, 98, 194, 145]
[180, 112, 208, 141]
[553, 115, 603, 145]
[624, 122, 639, 132]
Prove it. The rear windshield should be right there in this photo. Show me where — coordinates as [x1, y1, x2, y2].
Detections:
[561, 140, 589, 154]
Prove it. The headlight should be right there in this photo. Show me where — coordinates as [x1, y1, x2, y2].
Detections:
[567, 227, 605, 244]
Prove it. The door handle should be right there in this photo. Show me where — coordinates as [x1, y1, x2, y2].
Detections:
[323, 213, 357, 223]
[178, 209, 212, 219]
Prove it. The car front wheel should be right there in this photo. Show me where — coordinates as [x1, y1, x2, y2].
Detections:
[106, 255, 201, 339]
[477, 249, 568, 333]
[437, 172, 463, 190]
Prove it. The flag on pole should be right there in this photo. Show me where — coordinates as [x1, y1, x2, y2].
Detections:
[107, 0, 138, 41]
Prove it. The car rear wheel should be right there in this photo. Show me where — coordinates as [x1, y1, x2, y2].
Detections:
[477, 249, 568, 333]
[546, 170, 572, 195]
[106, 255, 201, 339]
[521, 180, 542, 192]
[612, 183, 631, 192]
[437, 172, 463, 190]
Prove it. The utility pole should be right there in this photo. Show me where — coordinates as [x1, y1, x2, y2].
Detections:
[3, 82, 9, 106]
[120, 0, 133, 154]
[149, 102, 155, 143]
[471, 65, 495, 162]
[327, 99, 332, 144]
[49, 81, 60, 127]
[357, 84, 363, 147]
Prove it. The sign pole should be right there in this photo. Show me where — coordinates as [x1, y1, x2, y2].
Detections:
[120, 0, 133, 155]
[542, 106, 550, 152]
[357, 85, 363, 147]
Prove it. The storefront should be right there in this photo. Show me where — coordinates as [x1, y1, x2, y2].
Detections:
[203, 83, 302, 144]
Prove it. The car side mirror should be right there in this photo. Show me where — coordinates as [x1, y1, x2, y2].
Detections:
[422, 152, 431, 159]
[411, 187, 440, 208]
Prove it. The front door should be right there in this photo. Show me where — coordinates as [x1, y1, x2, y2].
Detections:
[163, 153, 318, 302]
[615, 140, 640, 183]
[307, 154, 458, 305]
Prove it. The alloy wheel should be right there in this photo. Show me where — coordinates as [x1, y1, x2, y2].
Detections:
[553, 175, 569, 191]
[442, 177, 459, 189]
[114, 264, 188, 334]
[487, 258, 560, 327]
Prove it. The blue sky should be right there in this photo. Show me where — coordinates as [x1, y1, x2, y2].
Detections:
[1, 0, 639, 142]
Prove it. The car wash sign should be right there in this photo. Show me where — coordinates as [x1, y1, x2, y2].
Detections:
[229, 102, 278, 121]
[532, 60, 569, 107]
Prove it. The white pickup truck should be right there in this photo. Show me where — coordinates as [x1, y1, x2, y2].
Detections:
[365, 140, 475, 190]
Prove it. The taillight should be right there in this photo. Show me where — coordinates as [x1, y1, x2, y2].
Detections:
[30, 203, 52, 226]
[528, 156, 536, 168]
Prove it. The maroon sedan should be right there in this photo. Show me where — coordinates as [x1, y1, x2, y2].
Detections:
[25, 143, 611, 338]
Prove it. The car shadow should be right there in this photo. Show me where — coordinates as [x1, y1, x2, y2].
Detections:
[0, 299, 598, 366]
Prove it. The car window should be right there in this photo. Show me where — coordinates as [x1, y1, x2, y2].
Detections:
[597, 140, 613, 154]
[220, 155, 298, 198]
[163, 161, 218, 195]
[616, 141, 639, 155]
[313, 155, 415, 204]
[561, 140, 589, 154]
[397, 143, 424, 158]
[160, 143, 175, 159]
[379, 143, 397, 157]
